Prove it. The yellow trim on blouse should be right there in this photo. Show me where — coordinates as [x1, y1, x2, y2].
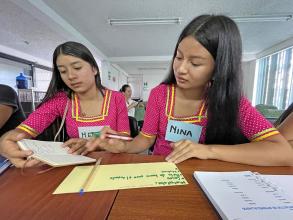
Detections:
[72, 90, 112, 122]
[17, 124, 38, 137]
[250, 127, 277, 140]
[165, 86, 170, 117]
[105, 90, 111, 116]
[118, 131, 131, 135]
[251, 129, 280, 142]
[140, 131, 156, 138]
[168, 84, 175, 119]
[165, 84, 206, 123]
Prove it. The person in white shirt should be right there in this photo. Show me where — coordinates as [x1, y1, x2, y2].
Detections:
[120, 84, 138, 117]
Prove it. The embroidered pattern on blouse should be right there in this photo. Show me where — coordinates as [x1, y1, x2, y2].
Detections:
[72, 90, 112, 122]
[165, 84, 206, 123]
[17, 124, 38, 137]
[250, 127, 279, 142]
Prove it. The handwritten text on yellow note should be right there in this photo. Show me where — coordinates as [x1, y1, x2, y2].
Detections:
[53, 162, 188, 194]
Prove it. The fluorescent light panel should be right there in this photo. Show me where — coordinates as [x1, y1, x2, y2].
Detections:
[108, 17, 181, 26]
[108, 15, 292, 26]
[138, 67, 167, 70]
[232, 15, 293, 22]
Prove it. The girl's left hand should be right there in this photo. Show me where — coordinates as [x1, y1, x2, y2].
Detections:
[63, 138, 88, 155]
[165, 140, 211, 164]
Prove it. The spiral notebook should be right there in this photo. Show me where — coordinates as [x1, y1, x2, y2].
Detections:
[193, 171, 293, 220]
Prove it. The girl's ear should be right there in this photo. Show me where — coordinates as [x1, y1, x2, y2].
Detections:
[93, 67, 98, 75]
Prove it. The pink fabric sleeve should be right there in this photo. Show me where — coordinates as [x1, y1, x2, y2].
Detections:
[239, 97, 279, 141]
[115, 92, 130, 134]
[141, 86, 161, 136]
[17, 92, 67, 137]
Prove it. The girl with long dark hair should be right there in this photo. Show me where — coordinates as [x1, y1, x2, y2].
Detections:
[0, 42, 130, 168]
[87, 15, 293, 166]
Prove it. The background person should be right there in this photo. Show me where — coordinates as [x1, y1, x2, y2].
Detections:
[120, 84, 138, 117]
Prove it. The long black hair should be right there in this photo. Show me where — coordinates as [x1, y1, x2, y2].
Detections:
[35, 42, 105, 141]
[41, 41, 105, 104]
[163, 15, 248, 144]
[275, 103, 293, 127]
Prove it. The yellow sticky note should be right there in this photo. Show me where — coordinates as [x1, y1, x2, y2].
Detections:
[53, 162, 188, 194]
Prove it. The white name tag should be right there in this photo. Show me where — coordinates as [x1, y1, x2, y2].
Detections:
[165, 120, 202, 143]
[78, 126, 106, 139]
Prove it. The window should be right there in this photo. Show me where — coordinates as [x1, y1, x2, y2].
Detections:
[34, 67, 52, 91]
[0, 57, 32, 90]
[253, 47, 293, 110]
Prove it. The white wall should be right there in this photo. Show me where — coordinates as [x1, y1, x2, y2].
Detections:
[108, 64, 119, 91]
[118, 72, 127, 90]
[101, 61, 129, 91]
[242, 60, 256, 101]
[100, 60, 111, 89]
[128, 75, 143, 99]
[142, 71, 168, 101]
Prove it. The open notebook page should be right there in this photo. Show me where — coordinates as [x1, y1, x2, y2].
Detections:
[194, 171, 293, 220]
[261, 174, 293, 197]
[18, 139, 69, 155]
[17, 139, 96, 167]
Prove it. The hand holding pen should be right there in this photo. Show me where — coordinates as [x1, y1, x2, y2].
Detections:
[105, 134, 133, 141]
[85, 127, 132, 154]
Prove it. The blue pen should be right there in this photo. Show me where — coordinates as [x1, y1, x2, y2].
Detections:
[79, 157, 102, 195]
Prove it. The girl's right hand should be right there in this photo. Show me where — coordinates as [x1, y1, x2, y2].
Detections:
[0, 130, 40, 168]
[84, 127, 127, 154]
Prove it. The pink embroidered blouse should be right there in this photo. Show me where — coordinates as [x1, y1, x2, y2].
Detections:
[141, 84, 279, 156]
[17, 89, 130, 138]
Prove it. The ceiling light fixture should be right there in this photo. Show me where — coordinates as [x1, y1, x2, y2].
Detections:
[232, 14, 293, 22]
[108, 17, 182, 26]
[138, 67, 168, 71]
